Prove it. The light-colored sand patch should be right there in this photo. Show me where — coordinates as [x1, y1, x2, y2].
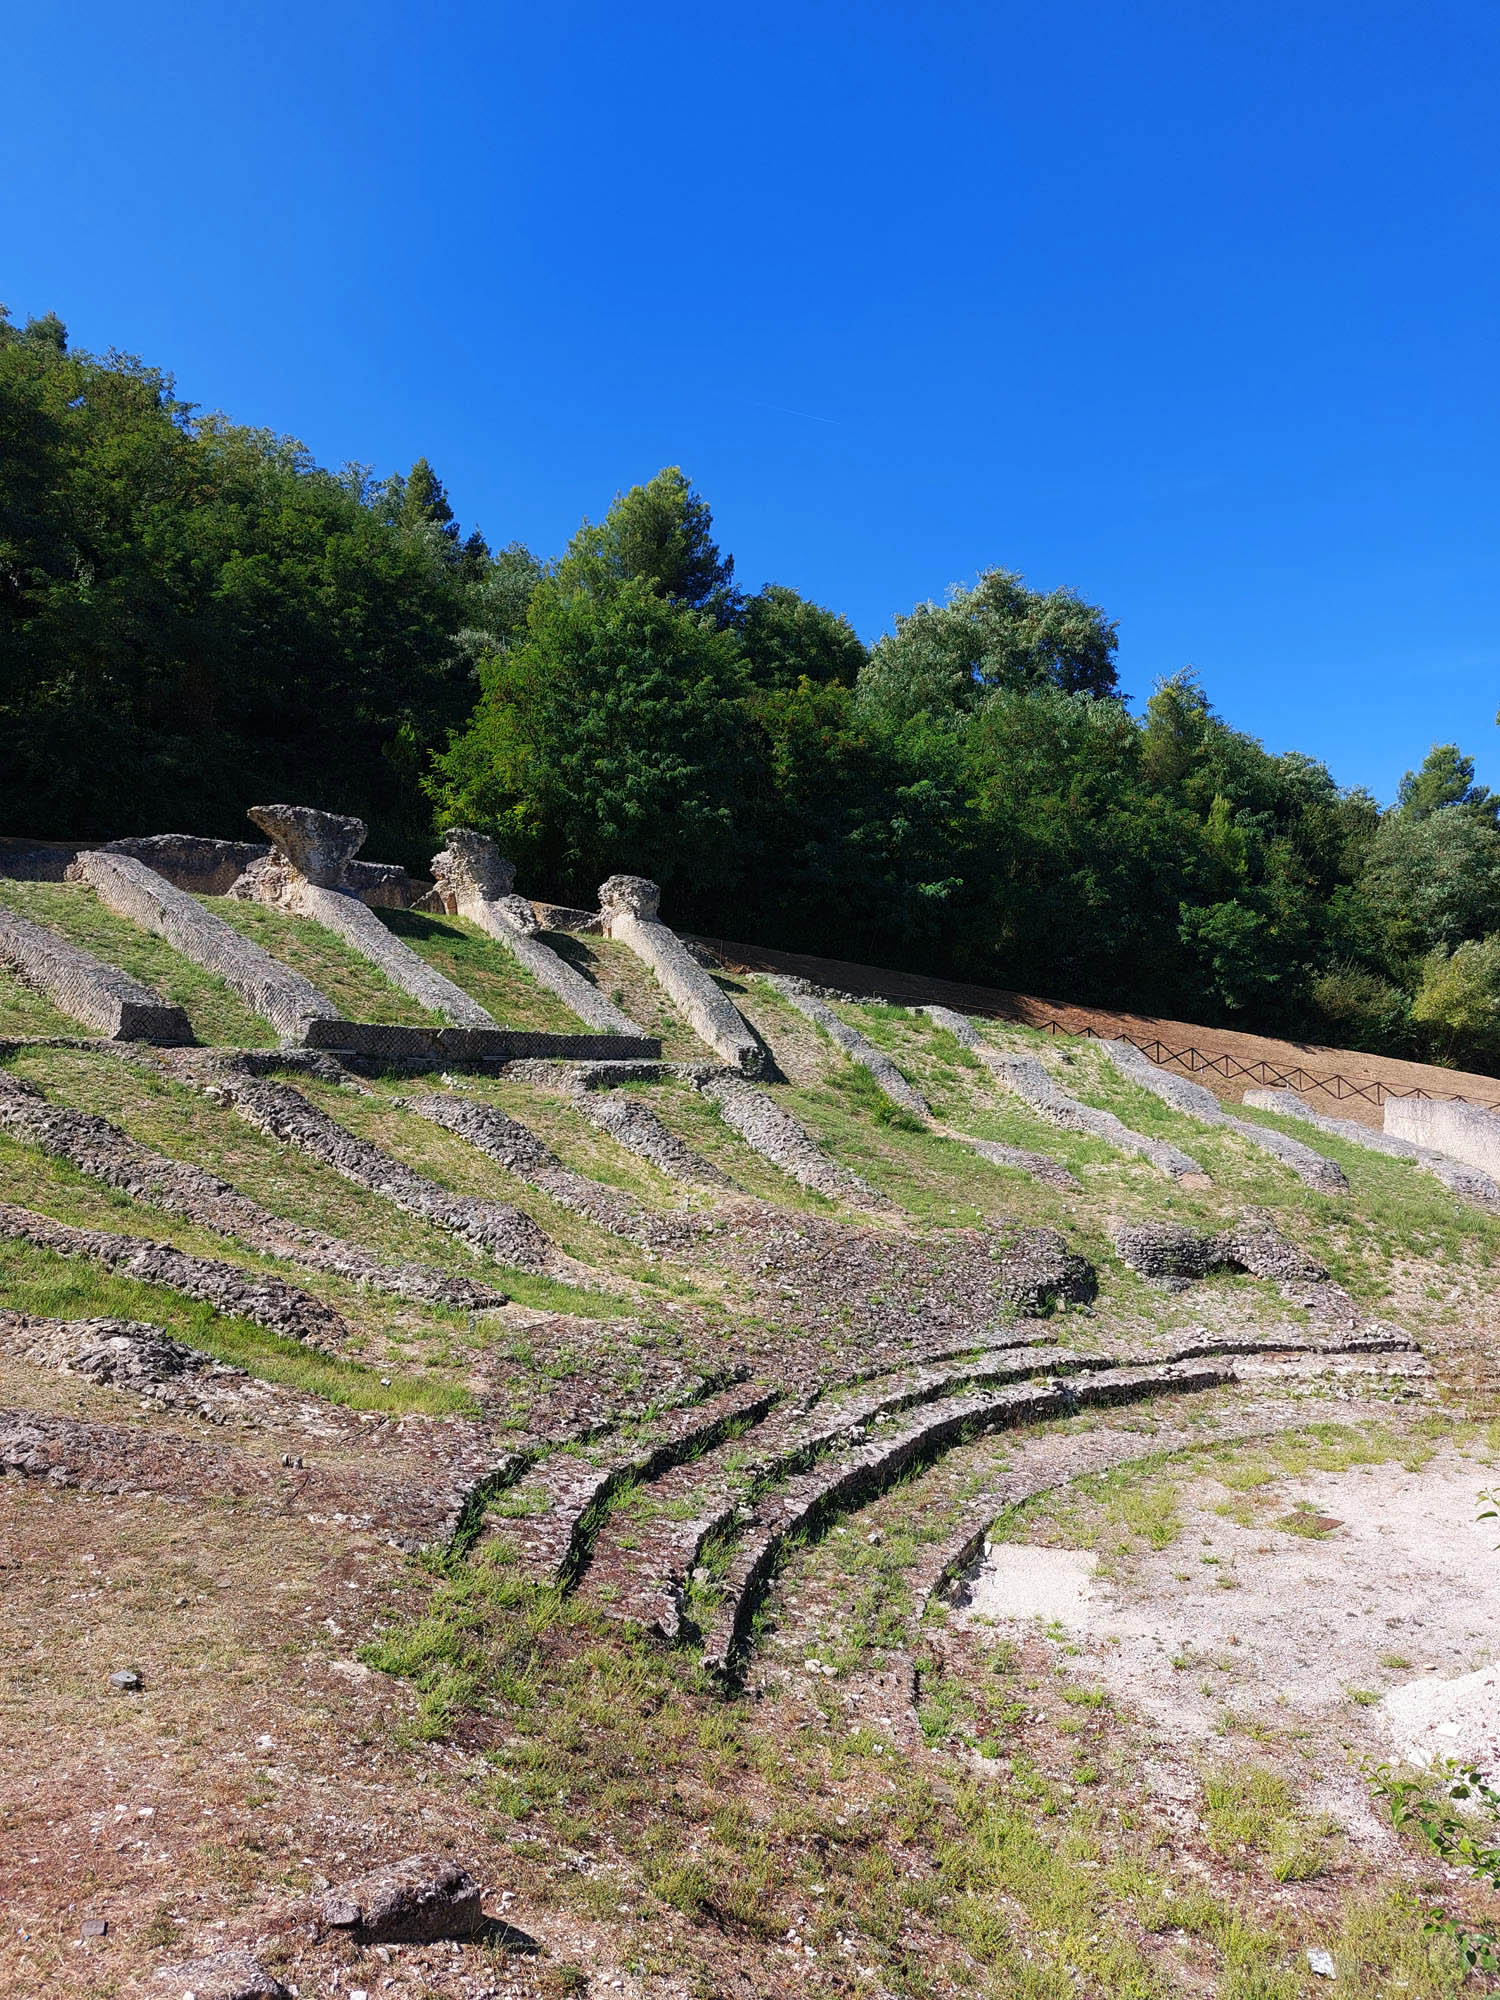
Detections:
[961, 1544, 1098, 1624]
[956, 1445, 1500, 1839]
[1382, 1659, 1500, 1783]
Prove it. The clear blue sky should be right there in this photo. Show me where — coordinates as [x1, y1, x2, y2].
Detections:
[5, 0, 1497, 805]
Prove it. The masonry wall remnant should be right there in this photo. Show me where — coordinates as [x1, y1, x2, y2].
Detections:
[769, 976, 929, 1116]
[922, 1008, 1205, 1181]
[1104, 1037, 1347, 1193]
[65, 847, 341, 1044]
[598, 873, 764, 1075]
[1384, 1094, 1500, 1181]
[0, 903, 192, 1043]
[429, 830, 642, 1036]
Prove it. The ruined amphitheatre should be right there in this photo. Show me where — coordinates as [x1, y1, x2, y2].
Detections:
[2, 806, 1500, 2000]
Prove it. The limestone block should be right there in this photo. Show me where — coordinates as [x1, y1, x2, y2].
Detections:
[65, 849, 339, 1044]
[429, 831, 641, 1036]
[431, 825, 516, 903]
[0, 904, 191, 1042]
[316, 1852, 485, 1943]
[598, 873, 763, 1075]
[239, 807, 496, 1028]
[246, 802, 365, 885]
[1385, 1094, 1500, 1180]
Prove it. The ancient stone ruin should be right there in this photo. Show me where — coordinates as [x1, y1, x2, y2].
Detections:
[1, 801, 1494, 1997]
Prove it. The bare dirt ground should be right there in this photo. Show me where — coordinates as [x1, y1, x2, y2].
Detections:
[957, 1444, 1500, 1843]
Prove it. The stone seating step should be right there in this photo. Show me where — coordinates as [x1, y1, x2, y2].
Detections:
[698, 1361, 1237, 1677]
[479, 1379, 780, 1586]
[0, 1200, 348, 1349]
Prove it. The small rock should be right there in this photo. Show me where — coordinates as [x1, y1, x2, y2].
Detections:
[81, 1918, 108, 1938]
[316, 1852, 485, 1943]
[109, 1669, 142, 1693]
[152, 1947, 289, 1999]
[1307, 1946, 1336, 1978]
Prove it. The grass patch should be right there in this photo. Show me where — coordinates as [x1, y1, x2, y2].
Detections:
[0, 1233, 472, 1414]
[374, 908, 590, 1032]
[0, 879, 272, 1045]
[0, 963, 79, 1038]
[202, 896, 442, 1024]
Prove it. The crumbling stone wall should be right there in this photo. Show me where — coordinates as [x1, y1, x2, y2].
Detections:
[695, 1072, 887, 1207]
[771, 977, 930, 1118]
[0, 1070, 506, 1309]
[233, 807, 496, 1028]
[1104, 1038, 1347, 1192]
[66, 848, 341, 1044]
[429, 831, 642, 1036]
[598, 874, 764, 1075]
[0, 904, 191, 1043]
[923, 1010, 1204, 1180]
[0, 1202, 347, 1346]
[193, 1062, 561, 1273]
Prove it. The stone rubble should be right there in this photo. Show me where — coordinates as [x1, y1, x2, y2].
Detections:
[924, 1008, 1205, 1179]
[0, 1201, 348, 1346]
[152, 1947, 290, 1999]
[402, 1090, 667, 1242]
[180, 1058, 562, 1275]
[0, 1312, 288, 1423]
[695, 1070, 888, 1207]
[770, 976, 931, 1118]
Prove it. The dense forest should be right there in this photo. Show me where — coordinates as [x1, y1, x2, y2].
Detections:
[4, 309, 1499, 1068]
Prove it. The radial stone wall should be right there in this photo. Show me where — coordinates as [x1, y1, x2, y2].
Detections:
[0, 904, 191, 1042]
[66, 849, 341, 1043]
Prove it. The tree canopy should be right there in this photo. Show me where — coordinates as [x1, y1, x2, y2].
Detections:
[7, 311, 1500, 1069]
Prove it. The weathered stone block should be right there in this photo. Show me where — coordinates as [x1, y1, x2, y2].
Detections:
[599, 874, 763, 1074]
[0, 904, 191, 1042]
[316, 1853, 485, 1943]
[66, 848, 340, 1043]
[1385, 1094, 1500, 1179]
[246, 802, 366, 885]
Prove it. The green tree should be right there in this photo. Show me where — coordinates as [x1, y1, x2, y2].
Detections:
[562, 466, 738, 623]
[857, 568, 1118, 729]
[1411, 937, 1500, 1065]
[740, 583, 866, 689]
[0, 317, 485, 861]
[736, 677, 964, 958]
[1396, 743, 1496, 822]
[428, 571, 751, 914]
[1354, 809, 1500, 962]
